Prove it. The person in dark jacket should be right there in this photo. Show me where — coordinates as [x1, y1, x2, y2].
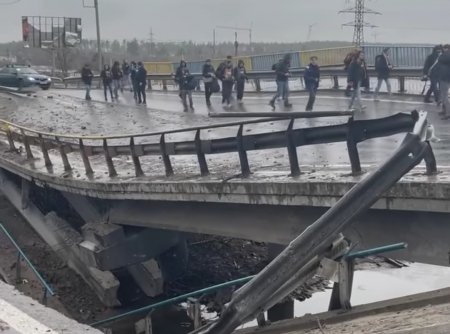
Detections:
[202, 59, 216, 107]
[360, 52, 370, 93]
[423, 45, 443, 103]
[135, 62, 147, 105]
[100, 64, 114, 102]
[374, 47, 393, 100]
[80, 64, 93, 101]
[217, 55, 234, 108]
[304, 56, 320, 111]
[121, 60, 132, 92]
[175, 60, 195, 111]
[348, 54, 366, 111]
[234, 59, 248, 103]
[111, 61, 122, 99]
[130, 61, 138, 100]
[344, 48, 362, 96]
[438, 44, 450, 118]
[269, 54, 292, 110]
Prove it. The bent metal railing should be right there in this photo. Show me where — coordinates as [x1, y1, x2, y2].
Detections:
[0, 110, 437, 179]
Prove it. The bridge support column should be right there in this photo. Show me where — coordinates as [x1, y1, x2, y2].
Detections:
[267, 243, 294, 323]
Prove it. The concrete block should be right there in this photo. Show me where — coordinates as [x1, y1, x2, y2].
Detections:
[87, 267, 121, 308]
[128, 259, 163, 297]
[82, 223, 125, 248]
[134, 316, 152, 334]
[78, 240, 99, 268]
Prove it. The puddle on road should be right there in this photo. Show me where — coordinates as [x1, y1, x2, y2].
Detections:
[237, 262, 450, 329]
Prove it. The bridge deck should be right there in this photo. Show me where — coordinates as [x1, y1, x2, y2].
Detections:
[0, 90, 449, 210]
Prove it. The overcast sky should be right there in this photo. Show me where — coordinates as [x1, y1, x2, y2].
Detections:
[0, 0, 449, 44]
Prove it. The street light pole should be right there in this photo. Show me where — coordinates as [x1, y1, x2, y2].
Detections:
[94, 0, 102, 73]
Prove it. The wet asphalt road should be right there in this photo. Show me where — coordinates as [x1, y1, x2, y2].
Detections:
[1, 87, 448, 168]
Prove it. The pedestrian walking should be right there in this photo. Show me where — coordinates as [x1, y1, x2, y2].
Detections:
[136, 61, 147, 105]
[438, 44, 450, 119]
[175, 60, 195, 111]
[121, 60, 132, 92]
[217, 56, 234, 108]
[360, 52, 370, 93]
[423, 45, 442, 104]
[304, 56, 320, 111]
[272, 58, 283, 101]
[111, 61, 122, 99]
[81, 64, 93, 101]
[269, 54, 292, 110]
[374, 47, 393, 100]
[234, 59, 248, 104]
[348, 54, 366, 111]
[100, 64, 114, 102]
[130, 61, 138, 100]
[202, 59, 216, 107]
[344, 48, 361, 97]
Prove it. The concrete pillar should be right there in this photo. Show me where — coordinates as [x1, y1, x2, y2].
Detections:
[333, 75, 339, 89]
[267, 243, 294, 322]
[162, 80, 168, 91]
[398, 76, 406, 93]
[254, 79, 261, 92]
[128, 259, 163, 297]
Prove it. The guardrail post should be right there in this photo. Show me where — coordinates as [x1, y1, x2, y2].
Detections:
[130, 137, 144, 177]
[20, 130, 33, 160]
[6, 129, 17, 152]
[42, 287, 48, 305]
[38, 134, 52, 167]
[187, 297, 202, 329]
[162, 80, 168, 91]
[346, 118, 362, 175]
[21, 179, 30, 210]
[333, 75, 339, 89]
[55, 137, 71, 172]
[103, 139, 117, 177]
[147, 79, 152, 91]
[160, 134, 174, 177]
[237, 125, 250, 177]
[398, 76, 406, 93]
[328, 259, 354, 311]
[286, 119, 300, 177]
[195, 130, 209, 176]
[254, 79, 261, 92]
[79, 139, 94, 175]
[423, 142, 438, 175]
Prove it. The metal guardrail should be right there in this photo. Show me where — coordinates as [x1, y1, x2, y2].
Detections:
[0, 110, 434, 179]
[0, 223, 55, 304]
[61, 67, 424, 94]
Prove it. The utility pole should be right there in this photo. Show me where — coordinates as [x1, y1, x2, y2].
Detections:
[149, 27, 154, 56]
[339, 0, 380, 47]
[83, 0, 102, 72]
[212, 29, 216, 57]
[215, 25, 252, 56]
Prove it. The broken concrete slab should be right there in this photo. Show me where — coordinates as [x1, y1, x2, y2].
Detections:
[128, 259, 163, 297]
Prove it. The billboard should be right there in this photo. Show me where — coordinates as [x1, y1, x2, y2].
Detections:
[22, 16, 82, 48]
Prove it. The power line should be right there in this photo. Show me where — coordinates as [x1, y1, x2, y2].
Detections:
[0, 0, 21, 5]
[339, 0, 381, 46]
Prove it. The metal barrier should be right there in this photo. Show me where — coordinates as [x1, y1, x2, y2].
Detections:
[0, 223, 55, 304]
[0, 110, 432, 180]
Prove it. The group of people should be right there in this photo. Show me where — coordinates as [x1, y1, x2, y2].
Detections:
[174, 55, 249, 111]
[81, 60, 148, 104]
[422, 44, 450, 119]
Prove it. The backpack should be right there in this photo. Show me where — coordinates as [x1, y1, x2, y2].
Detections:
[215, 62, 225, 79]
[185, 75, 197, 90]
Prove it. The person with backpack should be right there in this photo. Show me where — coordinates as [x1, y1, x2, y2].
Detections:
[269, 54, 292, 110]
[374, 48, 393, 100]
[136, 61, 147, 105]
[344, 48, 361, 97]
[304, 56, 320, 111]
[175, 60, 195, 111]
[80, 63, 93, 101]
[121, 60, 132, 92]
[438, 44, 450, 119]
[111, 61, 123, 99]
[202, 59, 216, 107]
[347, 53, 366, 111]
[217, 55, 234, 108]
[100, 64, 114, 102]
[423, 45, 443, 104]
[234, 59, 248, 104]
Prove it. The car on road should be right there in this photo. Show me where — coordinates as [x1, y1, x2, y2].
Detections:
[0, 65, 52, 92]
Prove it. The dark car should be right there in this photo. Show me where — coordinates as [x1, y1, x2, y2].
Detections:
[0, 65, 51, 91]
